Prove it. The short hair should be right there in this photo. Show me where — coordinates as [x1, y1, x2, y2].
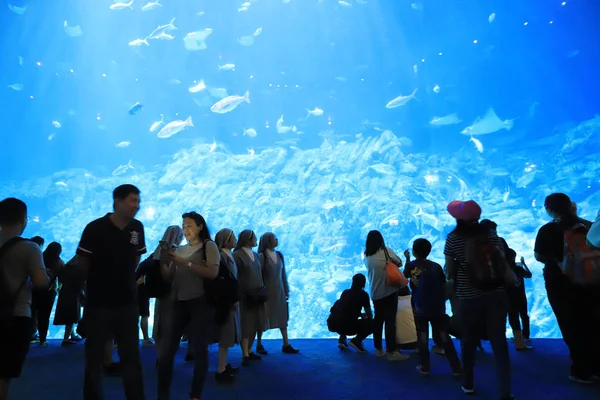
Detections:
[351, 273, 367, 289]
[31, 236, 45, 247]
[113, 184, 140, 201]
[0, 197, 27, 225]
[412, 238, 432, 259]
[479, 219, 498, 231]
[544, 193, 572, 216]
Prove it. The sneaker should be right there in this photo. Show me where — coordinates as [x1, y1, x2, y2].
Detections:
[375, 349, 386, 357]
[349, 339, 367, 353]
[70, 334, 83, 342]
[141, 338, 155, 347]
[248, 352, 262, 361]
[338, 340, 349, 350]
[282, 344, 299, 354]
[215, 370, 235, 384]
[39, 340, 48, 348]
[387, 351, 410, 361]
[61, 339, 76, 346]
[416, 365, 430, 376]
[256, 344, 268, 355]
[461, 386, 475, 395]
[225, 364, 240, 374]
[432, 345, 446, 355]
[569, 374, 592, 384]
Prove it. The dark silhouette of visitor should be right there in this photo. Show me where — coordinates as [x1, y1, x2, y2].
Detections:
[0, 198, 49, 400]
[77, 184, 147, 400]
[327, 273, 374, 353]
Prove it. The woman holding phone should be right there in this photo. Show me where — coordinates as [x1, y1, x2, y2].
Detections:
[157, 212, 219, 400]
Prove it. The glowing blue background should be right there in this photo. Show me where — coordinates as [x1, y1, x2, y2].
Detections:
[1, 0, 599, 339]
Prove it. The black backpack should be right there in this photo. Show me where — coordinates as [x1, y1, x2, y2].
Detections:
[0, 237, 28, 323]
[142, 256, 171, 299]
[204, 246, 239, 308]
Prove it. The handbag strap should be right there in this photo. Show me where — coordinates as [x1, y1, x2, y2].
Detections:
[382, 247, 391, 262]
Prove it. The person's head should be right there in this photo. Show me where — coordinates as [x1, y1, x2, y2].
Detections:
[447, 200, 486, 237]
[235, 230, 257, 250]
[43, 242, 62, 265]
[181, 212, 210, 245]
[351, 273, 367, 290]
[30, 235, 45, 247]
[479, 219, 498, 232]
[364, 230, 385, 257]
[544, 193, 573, 220]
[258, 232, 278, 254]
[0, 197, 28, 235]
[113, 184, 141, 220]
[215, 228, 237, 250]
[571, 201, 578, 216]
[412, 238, 432, 259]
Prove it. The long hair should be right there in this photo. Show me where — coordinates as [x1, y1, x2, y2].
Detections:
[450, 219, 488, 238]
[258, 232, 277, 255]
[235, 229, 255, 251]
[182, 211, 211, 241]
[215, 228, 234, 250]
[152, 225, 183, 260]
[545, 193, 578, 228]
[43, 242, 62, 267]
[364, 230, 385, 257]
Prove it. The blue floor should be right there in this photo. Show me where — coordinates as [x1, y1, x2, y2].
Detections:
[9, 339, 599, 399]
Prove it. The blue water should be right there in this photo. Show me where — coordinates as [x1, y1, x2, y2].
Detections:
[1, 0, 599, 340]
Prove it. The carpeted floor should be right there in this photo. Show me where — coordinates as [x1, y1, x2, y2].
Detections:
[8, 339, 599, 399]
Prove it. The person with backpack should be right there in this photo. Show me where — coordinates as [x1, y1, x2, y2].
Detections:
[327, 273, 373, 353]
[587, 208, 600, 249]
[137, 225, 183, 350]
[157, 212, 219, 400]
[0, 198, 49, 400]
[444, 200, 515, 400]
[255, 232, 299, 355]
[534, 193, 600, 384]
[405, 238, 462, 376]
[213, 228, 242, 383]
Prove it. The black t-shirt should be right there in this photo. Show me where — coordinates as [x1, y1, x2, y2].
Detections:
[337, 288, 370, 321]
[77, 214, 146, 308]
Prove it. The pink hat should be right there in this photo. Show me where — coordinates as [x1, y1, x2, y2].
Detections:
[447, 200, 482, 221]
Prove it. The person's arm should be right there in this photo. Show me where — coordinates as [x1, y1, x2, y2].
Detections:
[281, 256, 290, 299]
[362, 292, 373, 319]
[170, 241, 219, 279]
[519, 257, 533, 278]
[443, 236, 457, 279]
[75, 223, 98, 278]
[403, 249, 411, 264]
[26, 243, 50, 289]
[135, 221, 147, 266]
[388, 248, 403, 267]
[438, 263, 447, 283]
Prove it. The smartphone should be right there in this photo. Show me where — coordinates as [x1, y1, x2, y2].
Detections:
[159, 240, 170, 253]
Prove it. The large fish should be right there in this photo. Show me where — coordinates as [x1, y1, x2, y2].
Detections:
[157, 116, 193, 138]
[210, 91, 250, 114]
[460, 108, 514, 136]
[386, 88, 418, 108]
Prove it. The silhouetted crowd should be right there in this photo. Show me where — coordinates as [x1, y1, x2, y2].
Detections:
[1, 186, 599, 400]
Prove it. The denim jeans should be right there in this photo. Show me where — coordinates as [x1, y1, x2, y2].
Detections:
[157, 297, 214, 400]
[83, 305, 145, 400]
[458, 291, 511, 398]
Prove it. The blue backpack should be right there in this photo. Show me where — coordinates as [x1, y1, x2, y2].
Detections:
[413, 260, 446, 318]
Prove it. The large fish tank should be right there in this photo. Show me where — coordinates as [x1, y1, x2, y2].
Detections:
[1, 0, 599, 340]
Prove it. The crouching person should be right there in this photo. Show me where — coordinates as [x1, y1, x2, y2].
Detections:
[327, 274, 374, 353]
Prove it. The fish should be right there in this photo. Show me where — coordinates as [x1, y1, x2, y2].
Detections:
[52, 121, 61, 128]
[429, 113, 462, 126]
[141, 0, 161, 11]
[306, 108, 324, 118]
[460, 108, 514, 136]
[128, 38, 149, 47]
[433, 84, 440, 94]
[55, 181, 68, 187]
[64, 21, 83, 37]
[18, 56, 23, 66]
[8, 83, 23, 91]
[339, 1, 352, 7]
[154, 32, 174, 40]
[112, 160, 135, 176]
[218, 63, 235, 71]
[238, 35, 255, 46]
[208, 87, 228, 99]
[470, 137, 484, 153]
[183, 29, 213, 51]
[188, 80, 206, 93]
[276, 115, 297, 134]
[209, 140, 217, 152]
[128, 102, 143, 115]
[149, 116, 164, 132]
[8, 4, 27, 14]
[210, 91, 250, 114]
[48, 133, 55, 140]
[253, 27, 263, 36]
[110, 1, 134, 10]
[385, 88, 418, 108]
[489, 13, 496, 23]
[368, 163, 395, 175]
[238, 6, 248, 12]
[116, 141, 131, 148]
[243, 128, 257, 137]
[322, 201, 345, 210]
[413, 64, 418, 74]
[146, 18, 177, 40]
[157, 116, 194, 139]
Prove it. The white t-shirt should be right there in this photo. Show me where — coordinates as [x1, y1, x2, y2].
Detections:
[364, 247, 402, 301]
